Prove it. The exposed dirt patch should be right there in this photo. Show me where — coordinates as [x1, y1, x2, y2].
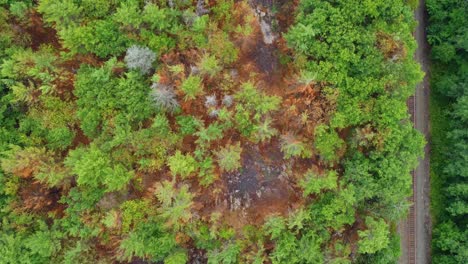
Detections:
[18, 179, 64, 216]
[24, 10, 60, 50]
[224, 140, 291, 210]
[187, 0, 319, 228]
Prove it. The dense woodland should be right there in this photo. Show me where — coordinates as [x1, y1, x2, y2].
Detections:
[0, 0, 425, 263]
[427, 0, 468, 263]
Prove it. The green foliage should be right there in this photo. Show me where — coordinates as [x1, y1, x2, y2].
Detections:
[38, 0, 82, 29]
[180, 75, 203, 100]
[120, 199, 152, 234]
[46, 127, 75, 150]
[167, 151, 198, 179]
[211, 0, 234, 32]
[119, 221, 178, 262]
[209, 32, 239, 65]
[155, 181, 194, 230]
[235, 82, 281, 115]
[1, 146, 46, 177]
[59, 187, 103, 238]
[207, 242, 241, 264]
[427, 1, 468, 261]
[0, 223, 61, 264]
[215, 143, 242, 172]
[356, 231, 401, 264]
[176, 115, 202, 136]
[358, 217, 390, 254]
[195, 122, 224, 147]
[198, 54, 222, 77]
[311, 185, 356, 230]
[59, 239, 100, 264]
[60, 19, 129, 58]
[113, 0, 142, 29]
[65, 144, 133, 192]
[300, 169, 338, 196]
[0, 0, 430, 262]
[165, 250, 188, 264]
[0, 46, 57, 85]
[197, 156, 217, 186]
[253, 117, 278, 143]
[234, 82, 281, 138]
[75, 59, 152, 138]
[314, 125, 344, 162]
[280, 133, 311, 159]
[263, 215, 326, 264]
[285, 3, 424, 261]
[432, 220, 468, 264]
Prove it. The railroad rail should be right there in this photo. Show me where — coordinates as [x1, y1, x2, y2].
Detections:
[406, 95, 416, 264]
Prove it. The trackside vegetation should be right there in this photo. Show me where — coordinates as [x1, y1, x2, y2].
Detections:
[427, 0, 468, 263]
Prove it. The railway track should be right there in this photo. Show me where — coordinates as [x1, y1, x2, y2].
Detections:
[401, 1, 432, 262]
[407, 96, 416, 264]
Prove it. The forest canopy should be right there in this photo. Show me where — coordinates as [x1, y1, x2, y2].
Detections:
[427, 0, 468, 263]
[0, 0, 424, 263]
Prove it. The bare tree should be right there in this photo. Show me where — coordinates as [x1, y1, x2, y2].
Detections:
[150, 83, 179, 113]
[124, 45, 156, 75]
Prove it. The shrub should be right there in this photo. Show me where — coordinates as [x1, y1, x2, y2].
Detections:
[215, 143, 242, 172]
[124, 45, 157, 74]
[150, 83, 179, 113]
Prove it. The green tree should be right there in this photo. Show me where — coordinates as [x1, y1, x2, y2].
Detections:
[120, 199, 152, 234]
[300, 169, 338, 196]
[180, 75, 203, 100]
[195, 122, 224, 147]
[75, 59, 152, 138]
[167, 151, 198, 179]
[253, 118, 278, 143]
[358, 217, 390, 254]
[215, 143, 242, 172]
[65, 144, 133, 192]
[280, 133, 311, 159]
[198, 54, 222, 77]
[119, 221, 178, 262]
[314, 125, 344, 163]
[60, 19, 129, 58]
[155, 181, 194, 230]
